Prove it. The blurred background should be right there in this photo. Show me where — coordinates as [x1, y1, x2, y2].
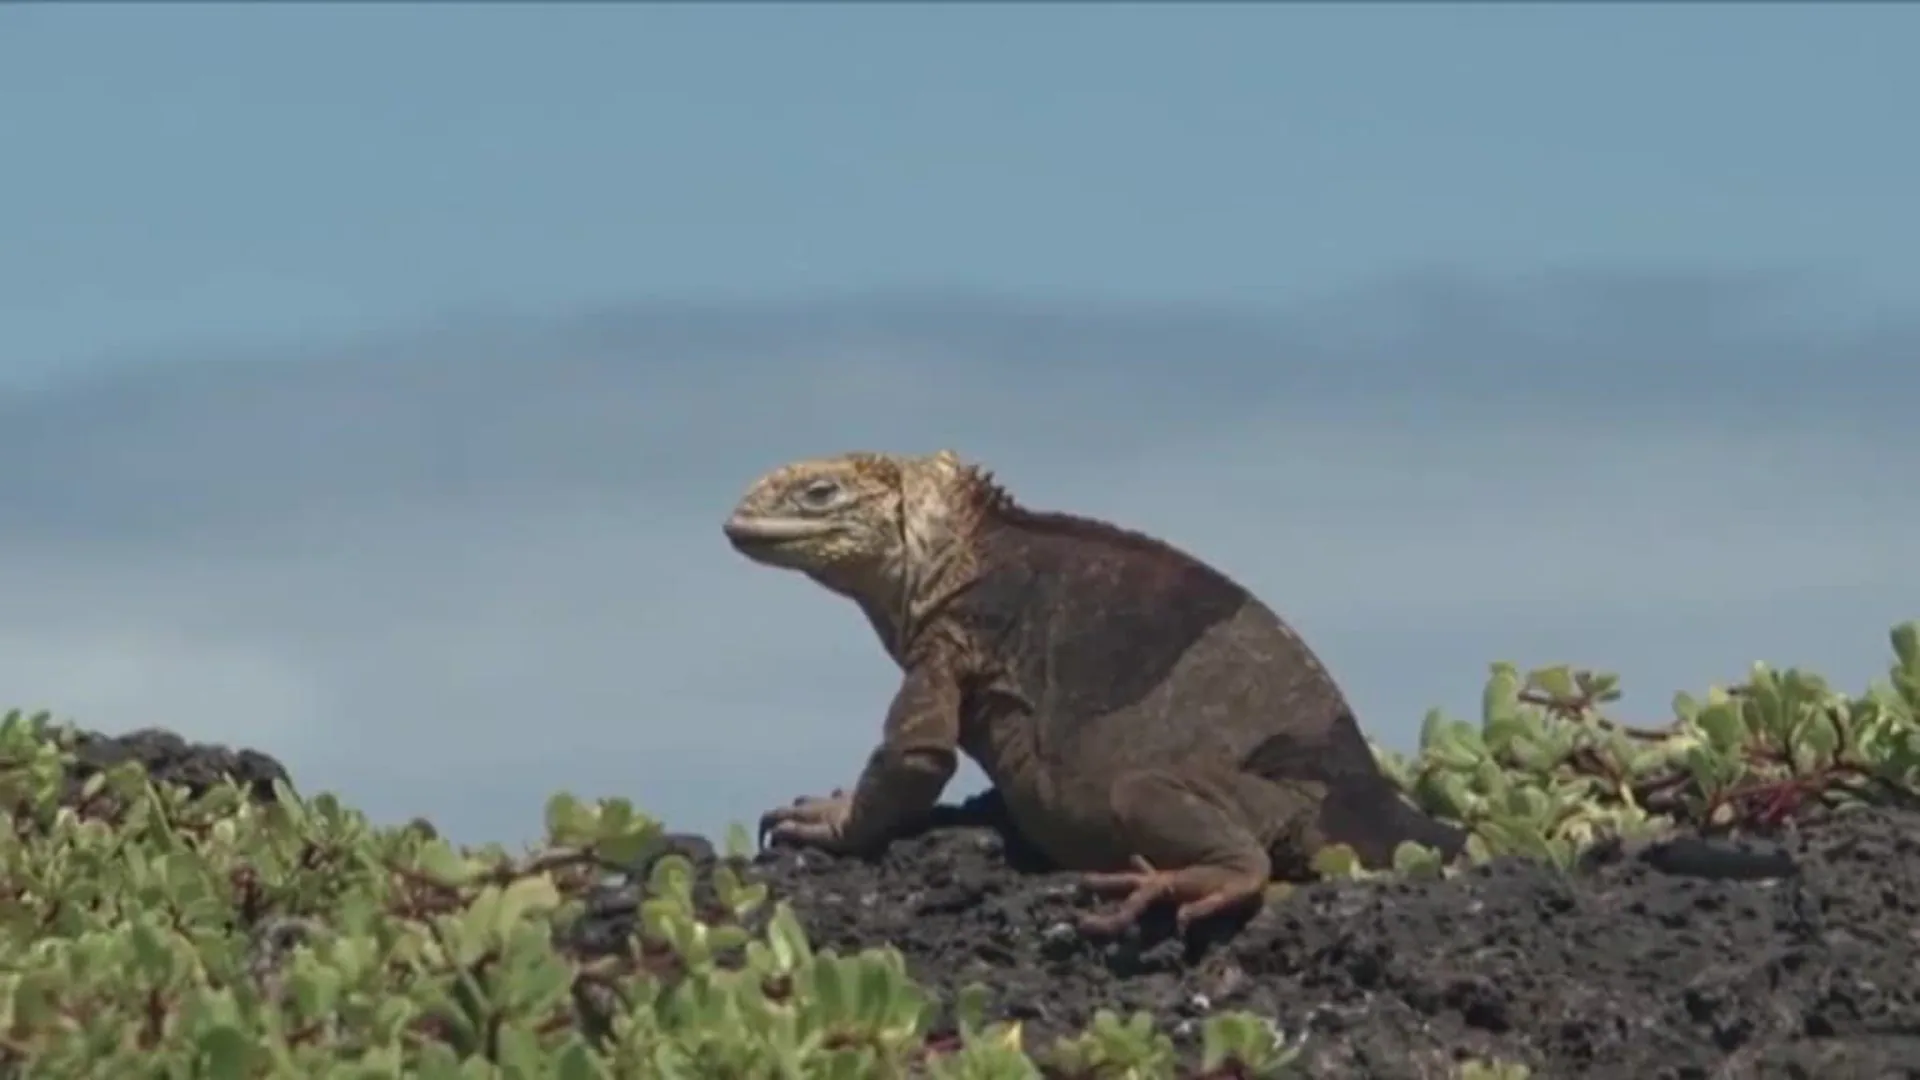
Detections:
[1, 5, 1913, 846]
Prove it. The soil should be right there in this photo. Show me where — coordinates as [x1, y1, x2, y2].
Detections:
[640, 792, 1920, 1080]
[50, 729, 1920, 1079]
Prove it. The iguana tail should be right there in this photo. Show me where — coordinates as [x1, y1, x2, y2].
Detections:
[1239, 717, 1468, 867]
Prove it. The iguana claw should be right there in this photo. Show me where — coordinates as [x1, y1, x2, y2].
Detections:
[758, 789, 854, 852]
[1078, 855, 1268, 936]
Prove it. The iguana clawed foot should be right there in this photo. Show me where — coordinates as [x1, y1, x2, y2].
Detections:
[759, 789, 854, 851]
[1077, 855, 1268, 936]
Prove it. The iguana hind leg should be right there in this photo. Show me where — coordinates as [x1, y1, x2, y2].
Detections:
[1078, 768, 1284, 936]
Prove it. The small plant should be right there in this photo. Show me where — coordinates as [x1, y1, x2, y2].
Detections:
[1372, 620, 1920, 869]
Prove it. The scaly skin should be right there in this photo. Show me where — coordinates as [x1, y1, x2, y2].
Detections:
[723, 449, 1464, 935]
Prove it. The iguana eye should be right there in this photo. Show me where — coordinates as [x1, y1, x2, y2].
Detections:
[796, 479, 841, 509]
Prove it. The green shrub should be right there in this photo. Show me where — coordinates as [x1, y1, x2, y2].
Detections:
[1344, 620, 1920, 879]
[0, 620, 1912, 1078]
[0, 713, 1304, 1078]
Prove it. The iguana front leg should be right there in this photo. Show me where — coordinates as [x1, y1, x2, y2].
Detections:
[759, 649, 962, 855]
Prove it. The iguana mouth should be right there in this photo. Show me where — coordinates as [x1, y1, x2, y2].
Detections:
[722, 514, 839, 551]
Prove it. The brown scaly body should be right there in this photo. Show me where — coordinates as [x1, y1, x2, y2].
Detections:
[723, 449, 1465, 934]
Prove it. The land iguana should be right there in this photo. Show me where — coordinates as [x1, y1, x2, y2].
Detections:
[722, 449, 1466, 935]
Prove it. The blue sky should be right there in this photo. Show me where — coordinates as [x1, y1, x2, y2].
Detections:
[0, 6, 1914, 846]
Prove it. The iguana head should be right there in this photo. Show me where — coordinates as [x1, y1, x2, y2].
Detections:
[723, 449, 1003, 644]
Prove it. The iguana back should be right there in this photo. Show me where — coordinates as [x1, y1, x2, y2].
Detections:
[952, 502, 1435, 874]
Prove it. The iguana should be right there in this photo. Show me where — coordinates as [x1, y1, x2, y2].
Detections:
[723, 449, 1465, 935]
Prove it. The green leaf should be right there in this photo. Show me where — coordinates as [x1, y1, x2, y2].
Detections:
[1483, 663, 1522, 725]
[1448, 719, 1487, 754]
[1424, 771, 1478, 821]
[1684, 745, 1738, 795]
[647, 855, 696, 904]
[494, 1017, 546, 1080]
[1464, 830, 1495, 864]
[766, 904, 812, 971]
[1482, 714, 1536, 759]
[1199, 1012, 1294, 1076]
[1892, 621, 1918, 671]
[496, 874, 562, 928]
[453, 889, 503, 968]
[1502, 784, 1551, 823]
[1694, 702, 1746, 754]
[128, 917, 178, 982]
[289, 964, 343, 1022]
[8, 970, 61, 1031]
[373, 994, 420, 1043]
[955, 983, 992, 1037]
[197, 1023, 258, 1080]
[1391, 841, 1445, 878]
[813, 955, 850, 1019]
[553, 1039, 606, 1080]
[1579, 671, 1622, 703]
[418, 840, 473, 886]
[1526, 666, 1577, 703]
[857, 954, 893, 1028]
[726, 821, 754, 860]
[1793, 708, 1841, 765]
[505, 952, 575, 1016]
[544, 791, 593, 842]
[1426, 722, 1484, 770]
[1671, 690, 1701, 723]
[1310, 844, 1361, 879]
